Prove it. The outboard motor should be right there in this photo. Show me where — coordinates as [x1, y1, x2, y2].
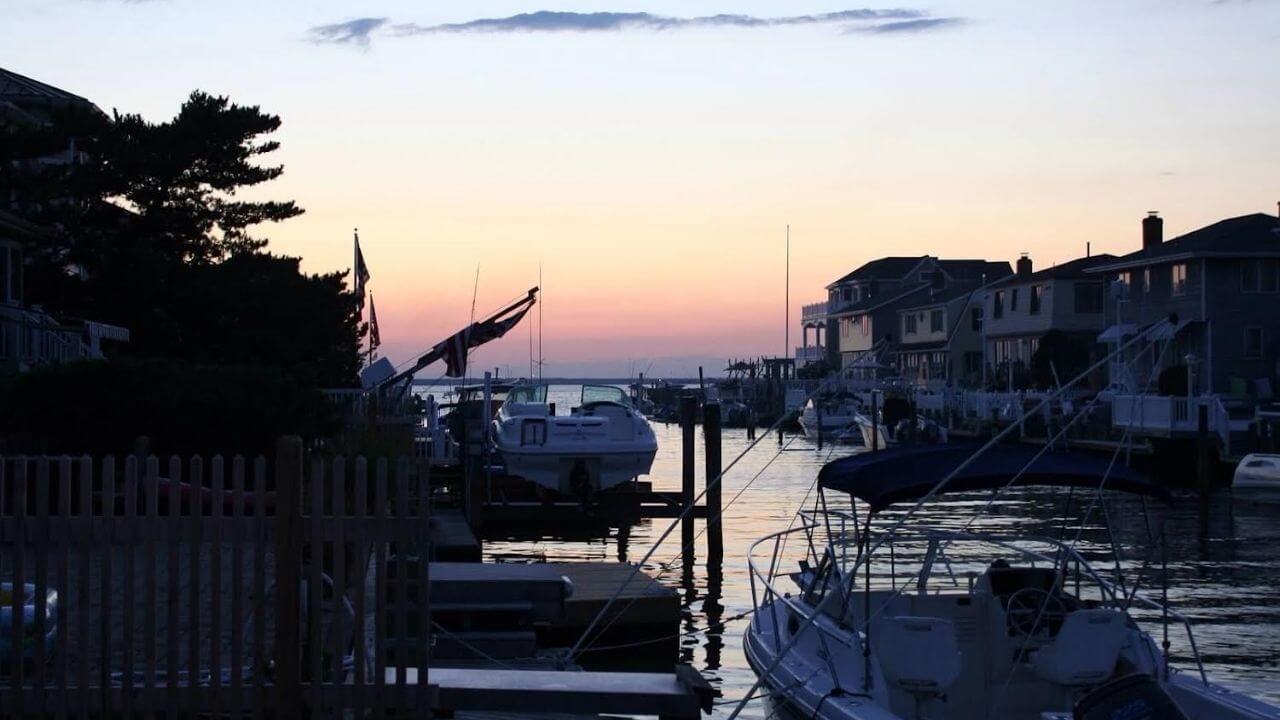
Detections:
[569, 459, 594, 503]
[1074, 674, 1190, 720]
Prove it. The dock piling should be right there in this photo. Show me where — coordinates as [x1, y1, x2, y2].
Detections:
[1197, 404, 1211, 491]
[680, 394, 697, 567]
[704, 400, 723, 564]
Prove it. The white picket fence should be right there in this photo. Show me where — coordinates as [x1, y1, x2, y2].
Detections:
[0, 441, 434, 718]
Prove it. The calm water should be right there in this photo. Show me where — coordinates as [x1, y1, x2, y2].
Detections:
[423, 384, 1280, 717]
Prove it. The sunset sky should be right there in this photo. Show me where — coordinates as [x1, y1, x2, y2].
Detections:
[6, 1, 1279, 376]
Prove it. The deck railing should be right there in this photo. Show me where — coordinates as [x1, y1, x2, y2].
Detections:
[0, 441, 435, 717]
[1110, 394, 1231, 452]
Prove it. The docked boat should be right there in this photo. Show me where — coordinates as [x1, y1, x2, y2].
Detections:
[491, 383, 658, 498]
[741, 443, 1280, 720]
[799, 395, 864, 443]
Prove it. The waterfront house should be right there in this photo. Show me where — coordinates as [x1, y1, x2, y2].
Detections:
[893, 284, 989, 389]
[0, 69, 127, 373]
[1088, 211, 1280, 399]
[981, 252, 1116, 390]
[823, 256, 1009, 377]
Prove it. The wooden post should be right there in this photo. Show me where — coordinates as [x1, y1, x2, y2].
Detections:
[275, 436, 303, 720]
[871, 392, 880, 451]
[1197, 404, 1212, 492]
[704, 400, 723, 564]
[816, 401, 824, 451]
[680, 394, 697, 566]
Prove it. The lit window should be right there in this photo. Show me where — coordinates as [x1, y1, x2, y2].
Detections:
[1143, 268, 1151, 294]
[1171, 264, 1187, 296]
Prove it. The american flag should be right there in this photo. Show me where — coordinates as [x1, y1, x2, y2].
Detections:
[435, 292, 536, 377]
[354, 230, 370, 308]
[368, 294, 381, 350]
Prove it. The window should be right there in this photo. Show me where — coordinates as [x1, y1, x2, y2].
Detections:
[971, 307, 982, 332]
[930, 309, 944, 333]
[1245, 459, 1275, 469]
[1117, 271, 1131, 289]
[1010, 288, 1019, 312]
[1142, 268, 1151, 294]
[1073, 282, 1105, 314]
[993, 291, 1004, 319]
[1245, 327, 1264, 359]
[842, 288, 853, 303]
[1029, 285, 1042, 315]
[905, 313, 918, 335]
[1241, 259, 1279, 293]
[1171, 263, 1187, 296]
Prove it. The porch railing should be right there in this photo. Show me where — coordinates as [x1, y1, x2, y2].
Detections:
[1110, 394, 1231, 452]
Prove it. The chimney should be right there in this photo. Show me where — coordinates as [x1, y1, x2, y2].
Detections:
[1016, 253, 1032, 278]
[1143, 211, 1163, 251]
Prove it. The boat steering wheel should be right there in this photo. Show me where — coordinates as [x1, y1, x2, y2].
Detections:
[1004, 587, 1067, 637]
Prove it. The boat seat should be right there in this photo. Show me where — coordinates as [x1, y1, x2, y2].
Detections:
[876, 615, 961, 716]
[1030, 609, 1127, 687]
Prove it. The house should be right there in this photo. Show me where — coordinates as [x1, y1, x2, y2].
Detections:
[823, 256, 1009, 377]
[893, 284, 990, 389]
[0, 70, 127, 373]
[981, 252, 1117, 389]
[1088, 211, 1280, 398]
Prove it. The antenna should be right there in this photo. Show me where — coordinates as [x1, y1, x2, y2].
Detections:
[538, 263, 544, 381]
[785, 225, 790, 359]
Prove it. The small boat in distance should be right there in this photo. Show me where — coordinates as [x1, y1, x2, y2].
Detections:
[798, 395, 864, 443]
[491, 383, 658, 499]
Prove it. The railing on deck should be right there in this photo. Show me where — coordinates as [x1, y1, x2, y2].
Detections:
[0, 443, 434, 717]
[801, 301, 829, 323]
[1110, 394, 1231, 451]
[794, 346, 826, 364]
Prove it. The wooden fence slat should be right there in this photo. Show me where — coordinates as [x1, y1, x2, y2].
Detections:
[33, 457, 50, 716]
[210, 455, 225, 714]
[166, 456, 182, 714]
[417, 459, 432, 715]
[121, 456, 138, 717]
[189, 456, 203, 691]
[11, 458, 28, 717]
[307, 457, 324, 714]
[275, 438, 303, 720]
[331, 456, 347, 697]
[373, 458, 388, 720]
[253, 455, 268, 720]
[353, 457, 368, 691]
[394, 458, 410, 709]
[56, 456, 71, 720]
[231, 455, 245, 718]
[99, 456, 114, 711]
[144, 456, 160, 720]
[76, 457, 91, 719]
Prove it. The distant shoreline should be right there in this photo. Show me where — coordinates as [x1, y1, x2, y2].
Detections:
[411, 377, 711, 385]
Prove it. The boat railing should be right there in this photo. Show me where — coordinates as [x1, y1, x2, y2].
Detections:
[747, 509, 1208, 684]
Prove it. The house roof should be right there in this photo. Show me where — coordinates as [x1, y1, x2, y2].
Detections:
[0, 67, 100, 125]
[826, 256, 1011, 289]
[829, 283, 930, 318]
[897, 285, 982, 312]
[991, 254, 1118, 288]
[1087, 214, 1280, 273]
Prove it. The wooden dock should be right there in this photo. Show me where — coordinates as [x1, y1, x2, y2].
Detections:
[545, 562, 680, 657]
[432, 507, 482, 561]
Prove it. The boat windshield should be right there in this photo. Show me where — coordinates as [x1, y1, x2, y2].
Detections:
[506, 384, 548, 404]
[581, 384, 631, 407]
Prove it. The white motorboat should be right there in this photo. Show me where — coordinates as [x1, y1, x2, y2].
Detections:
[491, 383, 657, 498]
[1233, 453, 1280, 489]
[741, 443, 1280, 720]
[799, 396, 864, 443]
[853, 411, 947, 449]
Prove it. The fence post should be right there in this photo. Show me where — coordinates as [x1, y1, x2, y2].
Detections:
[1196, 405, 1212, 492]
[275, 436, 304, 719]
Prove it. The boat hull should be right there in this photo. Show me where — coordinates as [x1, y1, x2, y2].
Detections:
[499, 445, 657, 496]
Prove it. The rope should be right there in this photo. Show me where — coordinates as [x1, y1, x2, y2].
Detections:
[565, 368, 850, 660]
[725, 319, 1174, 720]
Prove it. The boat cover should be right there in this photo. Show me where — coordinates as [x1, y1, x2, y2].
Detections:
[817, 443, 1167, 512]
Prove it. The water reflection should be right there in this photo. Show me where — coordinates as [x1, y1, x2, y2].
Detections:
[423, 385, 1280, 716]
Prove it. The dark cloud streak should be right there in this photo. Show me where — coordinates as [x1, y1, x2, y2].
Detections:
[854, 17, 966, 33]
[307, 17, 388, 47]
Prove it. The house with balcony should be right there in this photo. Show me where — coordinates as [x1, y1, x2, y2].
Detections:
[824, 256, 1009, 377]
[796, 300, 828, 367]
[0, 70, 127, 373]
[1085, 211, 1280, 454]
[980, 252, 1116, 390]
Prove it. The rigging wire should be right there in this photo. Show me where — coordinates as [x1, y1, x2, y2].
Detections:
[725, 318, 1175, 719]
